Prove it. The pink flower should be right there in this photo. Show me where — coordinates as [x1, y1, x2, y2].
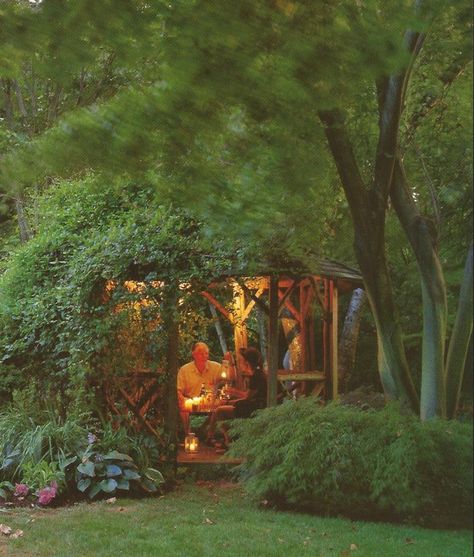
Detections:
[37, 484, 57, 506]
[14, 483, 29, 497]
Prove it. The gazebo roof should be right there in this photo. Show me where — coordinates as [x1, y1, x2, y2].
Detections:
[126, 250, 363, 293]
[211, 255, 363, 292]
[304, 257, 363, 284]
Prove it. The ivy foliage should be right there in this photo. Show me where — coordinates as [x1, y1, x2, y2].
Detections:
[0, 174, 240, 403]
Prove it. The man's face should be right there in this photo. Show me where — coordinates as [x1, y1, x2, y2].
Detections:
[192, 345, 209, 368]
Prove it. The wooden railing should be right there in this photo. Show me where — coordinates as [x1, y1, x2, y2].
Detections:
[101, 371, 165, 437]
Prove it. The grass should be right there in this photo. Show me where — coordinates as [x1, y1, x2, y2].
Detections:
[0, 481, 472, 557]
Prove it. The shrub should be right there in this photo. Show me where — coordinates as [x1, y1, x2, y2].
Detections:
[76, 446, 164, 499]
[0, 384, 168, 503]
[20, 460, 65, 492]
[0, 389, 91, 482]
[228, 399, 473, 527]
[0, 176, 237, 402]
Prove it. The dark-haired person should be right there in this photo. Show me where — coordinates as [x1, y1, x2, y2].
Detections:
[206, 347, 267, 447]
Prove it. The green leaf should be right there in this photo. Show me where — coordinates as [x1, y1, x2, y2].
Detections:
[121, 462, 139, 470]
[144, 467, 164, 485]
[95, 462, 106, 476]
[103, 450, 133, 462]
[139, 478, 158, 493]
[100, 478, 118, 493]
[88, 482, 102, 499]
[116, 478, 130, 491]
[77, 461, 95, 477]
[122, 468, 140, 480]
[59, 455, 77, 471]
[0, 451, 20, 470]
[106, 464, 122, 477]
[77, 478, 91, 492]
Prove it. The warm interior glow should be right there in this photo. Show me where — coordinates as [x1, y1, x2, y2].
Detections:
[184, 433, 199, 453]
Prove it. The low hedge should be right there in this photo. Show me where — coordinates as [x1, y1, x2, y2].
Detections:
[228, 399, 473, 527]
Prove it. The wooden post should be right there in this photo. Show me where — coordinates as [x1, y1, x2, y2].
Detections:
[309, 287, 316, 370]
[330, 280, 339, 400]
[322, 279, 329, 375]
[268, 275, 279, 406]
[299, 281, 307, 372]
[257, 305, 268, 367]
[232, 283, 248, 389]
[163, 285, 179, 467]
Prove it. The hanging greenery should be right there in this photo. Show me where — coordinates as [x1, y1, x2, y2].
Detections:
[0, 174, 240, 408]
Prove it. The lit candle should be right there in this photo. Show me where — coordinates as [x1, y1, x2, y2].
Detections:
[185, 433, 199, 453]
[221, 370, 227, 379]
[184, 398, 193, 411]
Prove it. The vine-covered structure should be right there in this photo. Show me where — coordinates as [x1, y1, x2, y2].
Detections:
[102, 259, 363, 458]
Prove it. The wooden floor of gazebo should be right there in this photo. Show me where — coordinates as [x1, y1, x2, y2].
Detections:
[177, 445, 243, 465]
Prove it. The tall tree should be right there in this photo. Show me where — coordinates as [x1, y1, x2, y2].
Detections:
[0, 0, 471, 417]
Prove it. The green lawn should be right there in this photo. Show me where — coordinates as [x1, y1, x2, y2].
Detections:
[1, 481, 472, 557]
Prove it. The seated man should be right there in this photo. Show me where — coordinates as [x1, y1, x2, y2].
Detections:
[177, 341, 223, 435]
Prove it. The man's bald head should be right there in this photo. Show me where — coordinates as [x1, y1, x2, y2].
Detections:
[192, 342, 209, 371]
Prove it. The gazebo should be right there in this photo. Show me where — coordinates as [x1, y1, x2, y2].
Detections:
[99, 258, 363, 457]
[202, 259, 363, 404]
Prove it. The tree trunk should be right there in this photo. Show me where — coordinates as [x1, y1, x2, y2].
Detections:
[391, 161, 448, 419]
[354, 222, 419, 410]
[319, 109, 418, 411]
[15, 194, 32, 243]
[445, 243, 473, 418]
[338, 287, 366, 388]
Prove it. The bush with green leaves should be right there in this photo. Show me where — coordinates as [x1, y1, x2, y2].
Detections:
[229, 399, 473, 527]
[0, 387, 166, 501]
[0, 175, 239, 414]
[0, 389, 91, 483]
[76, 446, 163, 500]
[20, 460, 66, 492]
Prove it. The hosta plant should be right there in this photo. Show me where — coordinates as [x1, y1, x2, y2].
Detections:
[76, 446, 163, 499]
[0, 480, 14, 500]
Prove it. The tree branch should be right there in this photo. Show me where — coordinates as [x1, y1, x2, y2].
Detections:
[318, 109, 368, 227]
[374, 30, 425, 201]
[13, 80, 29, 120]
[390, 158, 447, 418]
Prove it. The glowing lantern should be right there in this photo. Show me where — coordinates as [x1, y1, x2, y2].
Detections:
[184, 433, 199, 453]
